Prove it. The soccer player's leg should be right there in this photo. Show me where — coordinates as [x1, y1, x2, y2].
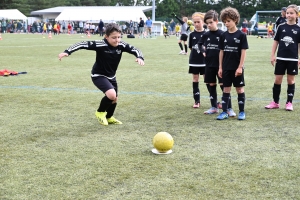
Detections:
[92, 77, 116, 125]
[204, 67, 218, 114]
[265, 60, 285, 109]
[191, 73, 200, 108]
[216, 70, 233, 120]
[233, 73, 246, 120]
[285, 61, 298, 111]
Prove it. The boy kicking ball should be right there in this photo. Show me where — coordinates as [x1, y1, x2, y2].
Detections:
[58, 23, 145, 126]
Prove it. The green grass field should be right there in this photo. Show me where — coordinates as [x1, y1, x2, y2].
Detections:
[1, 33, 300, 199]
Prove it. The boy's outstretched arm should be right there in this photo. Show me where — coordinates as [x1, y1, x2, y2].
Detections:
[58, 52, 69, 61]
[135, 58, 145, 66]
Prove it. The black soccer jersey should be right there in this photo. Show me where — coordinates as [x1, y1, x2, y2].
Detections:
[198, 29, 224, 68]
[64, 39, 144, 78]
[275, 16, 286, 30]
[218, 30, 248, 70]
[189, 30, 206, 67]
[274, 23, 300, 61]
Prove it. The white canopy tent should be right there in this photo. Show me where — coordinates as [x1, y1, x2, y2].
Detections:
[0, 9, 27, 20]
[55, 7, 147, 23]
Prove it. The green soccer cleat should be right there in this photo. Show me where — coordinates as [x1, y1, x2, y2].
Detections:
[107, 116, 123, 125]
[95, 111, 108, 126]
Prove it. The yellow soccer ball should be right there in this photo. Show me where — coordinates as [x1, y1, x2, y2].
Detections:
[153, 132, 174, 153]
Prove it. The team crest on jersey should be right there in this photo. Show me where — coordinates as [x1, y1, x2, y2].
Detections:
[292, 29, 297, 34]
[281, 36, 294, 47]
[216, 37, 219, 41]
[234, 38, 240, 43]
[116, 50, 121, 54]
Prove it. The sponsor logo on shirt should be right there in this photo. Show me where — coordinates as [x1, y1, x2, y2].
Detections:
[281, 36, 294, 47]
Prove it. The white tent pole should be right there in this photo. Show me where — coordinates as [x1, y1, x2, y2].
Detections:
[152, 0, 155, 21]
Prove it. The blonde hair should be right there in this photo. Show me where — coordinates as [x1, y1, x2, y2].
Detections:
[192, 12, 205, 20]
[286, 4, 299, 23]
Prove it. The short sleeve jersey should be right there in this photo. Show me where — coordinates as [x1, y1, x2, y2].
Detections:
[218, 30, 249, 70]
[198, 29, 224, 68]
[274, 23, 300, 61]
[189, 30, 206, 67]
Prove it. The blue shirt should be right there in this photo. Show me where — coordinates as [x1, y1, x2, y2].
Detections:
[145, 19, 152, 27]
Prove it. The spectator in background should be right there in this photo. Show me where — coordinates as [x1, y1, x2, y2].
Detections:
[79, 21, 83, 34]
[242, 18, 248, 34]
[145, 16, 152, 37]
[253, 22, 258, 35]
[170, 19, 175, 35]
[98, 19, 104, 37]
[247, 20, 252, 35]
[138, 17, 145, 38]
[2, 20, 7, 33]
[62, 20, 66, 33]
[129, 20, 134, 34]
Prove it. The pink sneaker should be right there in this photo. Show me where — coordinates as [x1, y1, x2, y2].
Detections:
[265, 101, 279, 109]
[193, 102, 200, 108]
[285, 102, 293, 111]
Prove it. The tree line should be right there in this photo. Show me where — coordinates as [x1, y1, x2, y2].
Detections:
[0, 0, 298, 20]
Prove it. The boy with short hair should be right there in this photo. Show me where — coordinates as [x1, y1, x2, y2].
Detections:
[217, 7, 249, 120]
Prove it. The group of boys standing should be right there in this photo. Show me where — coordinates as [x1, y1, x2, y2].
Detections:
[176, 4, 300, 120]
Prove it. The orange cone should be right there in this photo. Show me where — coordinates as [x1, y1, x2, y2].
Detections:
[48, 31, 52, 39]
[0, 33, 2, 40]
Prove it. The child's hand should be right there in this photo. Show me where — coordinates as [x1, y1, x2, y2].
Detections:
[218, 68, 222, 78]
[58, 53, 69, 61]
[136, 58, 144, 66]
[202, 52, 206, 57]
[235, 67, 243, 77]
[270, 55, 276, 66]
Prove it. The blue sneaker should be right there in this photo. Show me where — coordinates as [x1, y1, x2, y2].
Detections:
[238, 111, 246, 120]
[227, 108, 236, 117]
[216, 112, 229, 120]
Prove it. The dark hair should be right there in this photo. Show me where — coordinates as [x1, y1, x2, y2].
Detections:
[105, 23, 122, 36]
[220, 7, 240, 25]
[204, 10, 219, 23]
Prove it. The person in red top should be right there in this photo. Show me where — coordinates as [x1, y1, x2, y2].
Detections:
[57, 23, 60, 34]
[67, 23, 72, 34]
